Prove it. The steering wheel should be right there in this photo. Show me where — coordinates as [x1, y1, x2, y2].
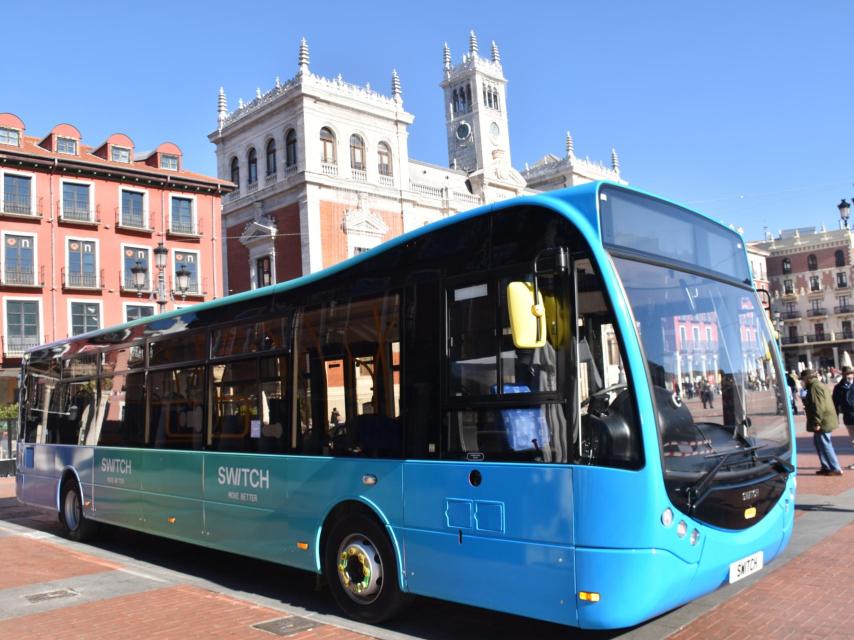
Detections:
[580, 383, 628, 408]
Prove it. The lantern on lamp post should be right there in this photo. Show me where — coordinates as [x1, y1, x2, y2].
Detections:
[153, 242, 168, 313]
[130, 260, 147, 296]
[839, 199, 851, 229]
[175, 264, 192, 299]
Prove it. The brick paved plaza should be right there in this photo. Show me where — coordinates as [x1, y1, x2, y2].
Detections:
[0, 421, 852, 639]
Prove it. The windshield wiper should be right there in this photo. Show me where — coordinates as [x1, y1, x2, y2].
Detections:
[686, 445, 762, 514]
[757, 454, 795, 476]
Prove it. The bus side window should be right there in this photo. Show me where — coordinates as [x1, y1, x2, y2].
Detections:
[293, 294, 402, 458]
[575, 258, 642, 469]
[148, 367, 206, 450]
[95, 373, 145, 448]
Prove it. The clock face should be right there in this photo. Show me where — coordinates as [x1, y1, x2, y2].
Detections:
[489, 122, 500, 138]
[455, 121, 471, 141]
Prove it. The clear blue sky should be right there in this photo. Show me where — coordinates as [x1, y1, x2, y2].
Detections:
[5, 0, 852, 241]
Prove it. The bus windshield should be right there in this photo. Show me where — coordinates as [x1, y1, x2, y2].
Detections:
[612, 257, 791, 479]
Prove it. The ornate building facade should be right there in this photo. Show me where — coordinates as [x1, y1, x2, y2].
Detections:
[210, 33, 625, 294]
[749, 209, 854, 372]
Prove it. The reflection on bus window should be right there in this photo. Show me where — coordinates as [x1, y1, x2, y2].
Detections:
[294, 293, 401, 458]
[576, 258, 641, 468]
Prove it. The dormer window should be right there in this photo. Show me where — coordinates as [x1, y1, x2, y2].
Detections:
[57, 137, 77, 155]
[0, 127, 20, 146]
[111, 146, 131, 163]
[160, 154, 179, 170]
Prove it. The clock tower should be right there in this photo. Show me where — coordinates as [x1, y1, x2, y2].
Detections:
[441, 32, 513, 176]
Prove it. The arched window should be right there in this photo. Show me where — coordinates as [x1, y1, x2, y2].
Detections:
[320, 127, 336, 164]
[285, 129, 297, 167]
[247, 147, 258, 185]
[808, 254, 817, 271]
[230, 157, 239, 187]
[836, 249, 845, 267]
[265, 139, 276, 176]
[782, 258, 791, 274]
[350, 134, 365, 172]
[377, 142, 392, 177]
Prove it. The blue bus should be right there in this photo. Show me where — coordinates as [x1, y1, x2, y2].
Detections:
[15, 182, 795, 629]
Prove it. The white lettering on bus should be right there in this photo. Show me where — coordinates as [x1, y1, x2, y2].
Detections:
[217, 466, 270, 490]
[100, 458, 132, 474]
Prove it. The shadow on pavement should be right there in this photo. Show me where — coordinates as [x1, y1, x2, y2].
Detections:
[0, 496, 624, 640]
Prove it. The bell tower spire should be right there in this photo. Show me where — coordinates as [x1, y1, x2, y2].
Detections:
[441, 31, 512, 175]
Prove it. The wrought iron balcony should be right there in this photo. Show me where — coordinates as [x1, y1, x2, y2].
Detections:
[62, 268, 103, 290]
[1, 265, 43, 288]
[780, 336, 803, 345]
[807, 307, 828, 317]
[2, 195, 33, 215]
[835, 305, 854, 314]
[806, 333, 830, 343]
[116, 207, 152, 232]
[3, 335, 41, 356]
[168, 219, 198, 236]
[838, 330, 854, 340]
[780, 311, 801, 320]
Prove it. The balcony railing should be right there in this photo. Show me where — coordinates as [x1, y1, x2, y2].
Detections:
[121, 273, 151, 292]
[62, 203, 91, 221]
[781, 336, 802, 345]
[839, 330, 854, 340]
[2, 195, 32, 215]
[321, 162, 338, 177]
[3, 335, 41, 356]
[806, 333, 830, 343]
[780, 311, 801, 319]
[284, 164, 298, 176]
[173, 279, 201, 297]
[351, 168, 367, 182]
[807, 307, 828, 317]
[265, 171, 277, 185]
[247, 180, 259, 193]
[835, 305, 854, 314]
[169, 219, 198, 236]
[224, 191, 240, 203]
[837, 281, 850, 290]
[378, 174, 394, 187]
[116, 207, 152, 231]
[1, 265, 43, 287]
[62, 268, 102, 290]
[782, 288, 796, 296]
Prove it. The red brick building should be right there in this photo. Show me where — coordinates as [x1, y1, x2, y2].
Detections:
[0, 112, 234, 401]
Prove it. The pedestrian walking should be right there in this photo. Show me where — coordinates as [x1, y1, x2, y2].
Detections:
[832, 366, 854, 471]
[801, 369, 843, 475]
[786, 370, 799, 415]
[701, 382, 714, 409]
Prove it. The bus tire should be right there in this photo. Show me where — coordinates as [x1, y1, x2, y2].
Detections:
[324, 512, 410, 624]
[59, 481, 97, 542]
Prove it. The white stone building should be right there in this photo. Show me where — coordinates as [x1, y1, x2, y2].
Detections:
[209, 33, 625, 294]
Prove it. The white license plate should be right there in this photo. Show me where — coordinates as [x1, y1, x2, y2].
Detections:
[728, 551, 764, 583]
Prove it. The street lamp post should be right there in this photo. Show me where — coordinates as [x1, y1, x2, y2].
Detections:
[154, 242, 169, 313]
[839, 199, 851, 229]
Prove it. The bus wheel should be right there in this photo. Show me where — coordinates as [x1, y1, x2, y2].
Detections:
[59, 481, 97, 542]
[324, 512, 409, 624]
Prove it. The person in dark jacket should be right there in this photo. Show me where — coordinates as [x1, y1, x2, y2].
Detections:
[802, 369, 843, 475]
[832, 366, 854, 470]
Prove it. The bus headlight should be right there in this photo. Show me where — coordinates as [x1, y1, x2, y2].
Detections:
[690, 529, 700, 546]
[661, 508, 673, 527]
[676, 520, 687, 538]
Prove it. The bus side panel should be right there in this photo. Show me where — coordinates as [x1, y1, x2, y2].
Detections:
[92, 448, 144, 528]
[17, 444, 56, 509]
[401, 461, 576, 626]
[285, 457, 404, 573]
[138, 451, 204, 540]
[55, 445, 94, 510]
[203, 452, 287, 562]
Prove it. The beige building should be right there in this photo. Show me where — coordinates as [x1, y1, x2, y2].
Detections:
[209, 33, 625, 294]
[749, 209, 854, 371]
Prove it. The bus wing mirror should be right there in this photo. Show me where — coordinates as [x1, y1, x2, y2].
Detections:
[67, 405, 79, 422]
[507, 282, 547, 349]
